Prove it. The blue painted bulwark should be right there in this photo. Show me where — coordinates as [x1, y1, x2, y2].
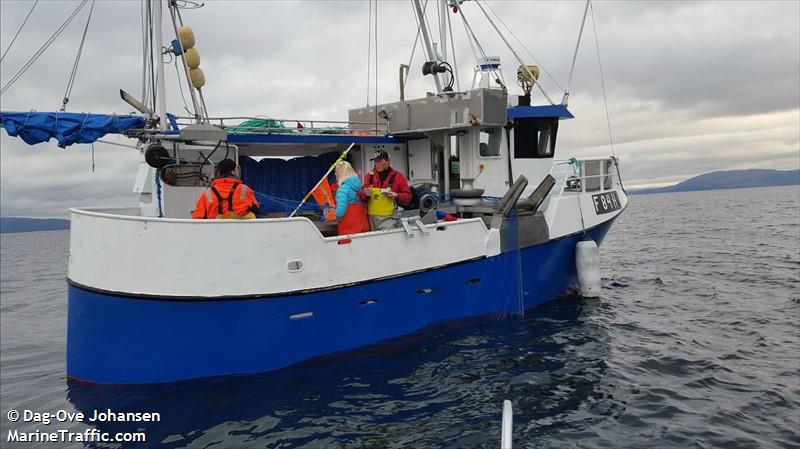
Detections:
[507, 104, 574, 119]
[66, 222, 613, 384]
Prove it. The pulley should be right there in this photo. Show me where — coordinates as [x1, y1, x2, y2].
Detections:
[144, 144, 170, 169]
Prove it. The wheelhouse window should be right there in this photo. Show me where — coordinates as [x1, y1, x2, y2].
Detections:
[514, 118, 559, 159]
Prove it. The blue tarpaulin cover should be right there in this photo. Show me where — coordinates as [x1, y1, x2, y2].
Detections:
[239, 152, 340, 214]
[0, 112, 146, 148]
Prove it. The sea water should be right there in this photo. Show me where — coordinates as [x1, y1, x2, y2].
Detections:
[1, 185, 798, 448]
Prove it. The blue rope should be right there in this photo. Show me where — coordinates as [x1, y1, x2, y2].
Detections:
[155, 170, 164, 218]
[253, 191, 323, 215]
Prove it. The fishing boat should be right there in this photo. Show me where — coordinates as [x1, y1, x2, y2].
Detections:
[0, 0, 626, 384]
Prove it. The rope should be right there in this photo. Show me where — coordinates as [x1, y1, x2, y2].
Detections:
[253, 191, 324, 215]
[590, 2, 616, 158]
[78, 112, 90, 142]
[568, 158, 587, 235]
[61, 0, 96, 111]
[0, 0, 39, 63]
[173, 53, 194, 116]
[564, 0, 591, 105]
[155, 169, 164, 218]
[1, 0, 89, 96]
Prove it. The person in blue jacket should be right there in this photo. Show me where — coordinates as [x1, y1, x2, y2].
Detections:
[334, 161, 370, 235]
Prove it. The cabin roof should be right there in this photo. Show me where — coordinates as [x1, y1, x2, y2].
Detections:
[507, 104, 574, 120]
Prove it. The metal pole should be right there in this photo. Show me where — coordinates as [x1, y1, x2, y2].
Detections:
[412, 0, 442, 93]
[439, 0, 449, 87]
[152, 0, 168, 130]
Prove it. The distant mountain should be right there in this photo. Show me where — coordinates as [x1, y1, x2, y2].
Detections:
[631, 169, 800, 195]
[0, 217, 70, 234]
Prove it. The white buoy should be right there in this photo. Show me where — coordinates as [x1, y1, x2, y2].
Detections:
[575, 238, 601, 298]
[501, 400, 513, 449]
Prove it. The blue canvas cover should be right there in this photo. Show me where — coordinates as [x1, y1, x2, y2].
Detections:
[239, 152, 341, 214]
[0, 112, 146, 148]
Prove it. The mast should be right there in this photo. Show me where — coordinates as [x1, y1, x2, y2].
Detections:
[152, 0, 168, 129]
[439, 0, 449, 88]
[413, 0, 443, 93]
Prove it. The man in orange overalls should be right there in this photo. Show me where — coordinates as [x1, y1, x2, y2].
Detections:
[192, 159, 260, 219]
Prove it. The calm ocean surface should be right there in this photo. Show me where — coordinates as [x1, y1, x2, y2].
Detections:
[1, 185, 798, 448]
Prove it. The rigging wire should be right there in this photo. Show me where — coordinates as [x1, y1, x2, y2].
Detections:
[0, 0, 39, 63]
[61, 0, 96, 111]
[365, 0, 372, 106]
[590, 1, 616, 158]
[564, 0, 590, 105]
[474, 0, 553, 104]
[455, 5, 503, 89]
[0, 0, 89, 96]
[96, 138, 140, 150]
[481, 0, 564, 94]
[459, 8, 481, 78]
[403, 0, 427, 89]
[141, 0, 147, 102]
[403, 17, 421, 89]
[374, 0, 378, 131]
[173, 58, 194, 116]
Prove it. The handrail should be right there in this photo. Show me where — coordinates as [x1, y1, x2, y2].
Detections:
[172, 115, 391, 135]
[552, 156, 615, 164]
[543, 156, 621, 225]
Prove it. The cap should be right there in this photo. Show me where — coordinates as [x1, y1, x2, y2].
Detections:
[216, 158, 237, 175]
[370, 150, 390, 161]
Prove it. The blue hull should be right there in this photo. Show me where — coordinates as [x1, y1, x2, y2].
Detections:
[67, 222, 613, 384]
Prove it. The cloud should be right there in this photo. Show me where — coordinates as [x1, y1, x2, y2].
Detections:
[1, 0, 798, 216]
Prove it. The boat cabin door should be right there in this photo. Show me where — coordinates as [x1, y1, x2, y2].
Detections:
[407, 138, 437, 191]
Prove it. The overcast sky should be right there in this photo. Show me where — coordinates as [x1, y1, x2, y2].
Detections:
[1, 0, 798, 218]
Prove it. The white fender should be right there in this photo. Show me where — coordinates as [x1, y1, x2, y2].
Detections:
[575, 238, 601, 298]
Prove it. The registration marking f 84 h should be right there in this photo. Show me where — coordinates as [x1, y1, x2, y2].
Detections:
[592, 191, 621, 215]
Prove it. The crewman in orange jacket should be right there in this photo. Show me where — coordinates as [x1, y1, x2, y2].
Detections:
[192, 159, 260, 219]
